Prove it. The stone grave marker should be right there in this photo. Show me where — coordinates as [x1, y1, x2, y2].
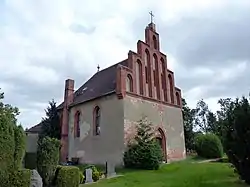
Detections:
[85, 168, 93, 183]
[30, 169, 43, 187]
[105, 161, 116, 178]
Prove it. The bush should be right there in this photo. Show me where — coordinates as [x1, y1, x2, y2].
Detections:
[79, 171, 85, 184]
[123, 117, 163, 170]
[13, 125, 26, 169]
[56, 166, 80, 187]
[0, 112, 15, 186]
[24, 152, 37, 169]
[37, 136, 60, 187]
[194, 133, 223, 159]
[83, 165, 100, 182]
[9, 169, 31, 187]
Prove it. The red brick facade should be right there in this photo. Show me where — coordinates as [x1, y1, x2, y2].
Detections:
[116, 22, 184, 161]
[115, 23, 182, 108]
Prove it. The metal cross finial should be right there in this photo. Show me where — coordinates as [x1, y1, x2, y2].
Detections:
[149, 11, 154, 23]
[97, 64, 100, 72]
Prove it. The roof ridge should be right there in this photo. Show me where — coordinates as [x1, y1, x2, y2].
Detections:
[56, 58, 128, 110]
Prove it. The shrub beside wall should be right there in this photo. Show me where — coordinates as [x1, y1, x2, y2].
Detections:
[195, 133, 223, 159]
[56, 166, 80, 187]
[123, 117, 163, 170]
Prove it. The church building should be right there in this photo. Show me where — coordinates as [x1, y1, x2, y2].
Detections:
[57, 18, 186, 165]
[26, 18, 186, 166]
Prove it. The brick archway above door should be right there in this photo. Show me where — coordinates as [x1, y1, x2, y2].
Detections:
[156, 128, 167, 161]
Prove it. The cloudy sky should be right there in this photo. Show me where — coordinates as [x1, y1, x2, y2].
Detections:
[1, 0, 250, 129]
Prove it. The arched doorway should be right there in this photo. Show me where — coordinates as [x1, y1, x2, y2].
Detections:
[156, 128, 167, 162]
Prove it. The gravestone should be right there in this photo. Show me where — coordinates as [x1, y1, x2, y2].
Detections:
[85, 168, 93, 183]
[105, 161, 116, 178]
[30, 169, 43, 187]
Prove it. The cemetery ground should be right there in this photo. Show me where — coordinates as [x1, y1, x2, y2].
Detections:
[84, 158, 247, 187]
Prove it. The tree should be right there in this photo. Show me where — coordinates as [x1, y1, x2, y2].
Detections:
[0, 88, 26, 186]
[39, 99, 61, 140]
[221, 96, 250, 184]
[206, 111, 218, 135]
[37, 136, 60, 187]
[216, 98, 233, 142]
[13, 125, 26, 169]
[123, 116, 163, 170]
[195, 99, 218, 134]
[195, 99, 210, 133]
[182, 98, 196, 152]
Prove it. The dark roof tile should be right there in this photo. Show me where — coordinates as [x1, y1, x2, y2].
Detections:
[57, 59, 128, 109]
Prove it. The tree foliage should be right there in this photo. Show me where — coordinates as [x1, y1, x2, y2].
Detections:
[220, 96, 250, 184]
[14, 125, 26, 169]
[123, 117, 163, 170]
[182, 98, 196, 152]
[0, 88, 27, 186]
[37, 136, 61, 187]
[39, 99, 61, 140]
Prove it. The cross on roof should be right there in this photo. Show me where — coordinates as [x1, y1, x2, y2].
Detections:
[97, 64, 100, 72]
[149, 11, 154, 23]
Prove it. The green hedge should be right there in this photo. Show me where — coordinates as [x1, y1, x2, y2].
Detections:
[24, 152, 37, 169]
[195, 133, 223, 159]
[37, 137, 60, 186]
[9, 169, 31, 187]
[56, 166, 80, 187]
[13, 125, 26, 169]
[0, 114, 15, 186]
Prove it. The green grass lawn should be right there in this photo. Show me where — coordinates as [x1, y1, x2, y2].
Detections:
[84, 161, 247, 187]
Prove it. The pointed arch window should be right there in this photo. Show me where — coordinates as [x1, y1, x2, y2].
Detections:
[176, 92, 181, 106]
[75, 111, 81, 138]
[153, 54, 160, 100]
[161, 58, 167, 102]
[153, 35, 157, 50]
[145, 49, 152, 97]
[168, 74, 174, 104]
[94, 106, 101, 136]
[126, 74, 133, 92]
[136, 60, 143, 95]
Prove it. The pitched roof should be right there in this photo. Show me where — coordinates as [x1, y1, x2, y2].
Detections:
[57, 59, 128, 109]
[26, 123, 42, 133]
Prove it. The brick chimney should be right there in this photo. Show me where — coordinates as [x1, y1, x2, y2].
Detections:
[60, 79, 74, 162]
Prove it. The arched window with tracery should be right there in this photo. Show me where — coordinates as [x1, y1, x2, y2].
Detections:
[168, 74, 174, 104]
[93, 106, 101, 136]
[136, 60, 143, 95]
[176, 92, 181, 106]
[75, 111, 81, 138]
[126, 74, 133, 92]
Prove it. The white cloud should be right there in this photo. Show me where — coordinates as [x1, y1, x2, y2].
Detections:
[0, 0, 248, 128]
